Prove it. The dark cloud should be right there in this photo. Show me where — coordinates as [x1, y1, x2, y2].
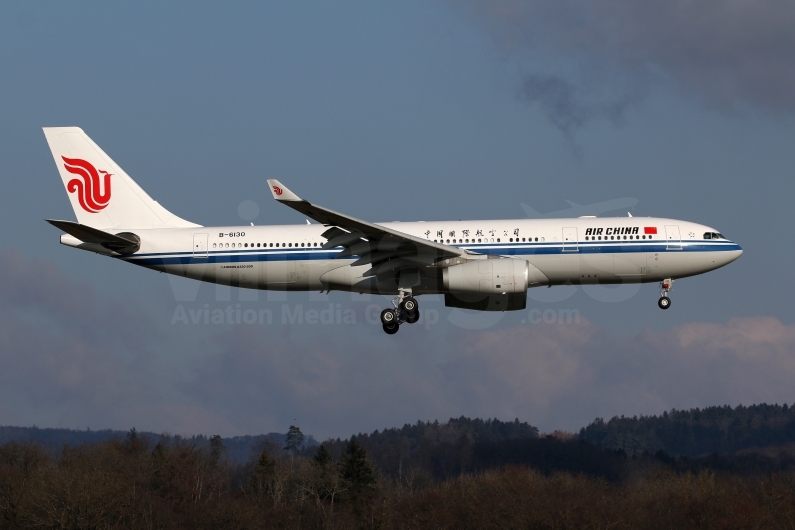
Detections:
[520, 74, 646, 139]
[456, 0, 795, 132]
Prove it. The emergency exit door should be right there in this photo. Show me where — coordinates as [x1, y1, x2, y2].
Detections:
[562, 227, 578, 252]
[665, 225, 682, 250]
[193, 233, 208, 257]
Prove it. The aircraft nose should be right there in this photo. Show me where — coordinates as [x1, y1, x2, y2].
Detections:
[725, 246, 743, 264]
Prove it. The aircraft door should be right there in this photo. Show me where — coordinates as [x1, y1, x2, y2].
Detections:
[562, 227, 578, 252]
[193, 233, 208, 257]
[665, 225, 682, 250]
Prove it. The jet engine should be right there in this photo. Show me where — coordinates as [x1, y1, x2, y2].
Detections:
[442, 258, 547, 311]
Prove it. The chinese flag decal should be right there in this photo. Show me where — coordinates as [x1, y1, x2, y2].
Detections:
[644, 227, 658, 234]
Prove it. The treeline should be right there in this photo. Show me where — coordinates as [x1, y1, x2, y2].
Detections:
[310, 417, 541, 479]
[3, 428, 795, 529]
[580, 403, 795, 456]
[0, 426, 316, 465]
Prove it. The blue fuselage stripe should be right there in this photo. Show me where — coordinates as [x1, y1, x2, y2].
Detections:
[122, 242, 742, 267]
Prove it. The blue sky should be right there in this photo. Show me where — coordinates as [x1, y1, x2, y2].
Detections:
[1, 1, 794, 439]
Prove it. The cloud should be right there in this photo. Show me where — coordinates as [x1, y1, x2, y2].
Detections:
[455, 0, 795, 132]
[3, 248, 795, 439]
[0, 249, 210, 433]
[185, 313, 795, 437]
[443, 316, 795, 430]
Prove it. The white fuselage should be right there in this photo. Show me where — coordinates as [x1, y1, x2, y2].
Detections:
[61, 216, 742, 295]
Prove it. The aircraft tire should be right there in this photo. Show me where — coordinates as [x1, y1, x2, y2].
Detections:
[658, 296, 671, 310]
[383, 322, 399, 334]
[380, 308, 398, 325]
[400, 297, 418, 315]
[406, 310, 420, 324]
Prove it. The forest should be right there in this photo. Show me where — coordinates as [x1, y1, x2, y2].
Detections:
[1, 405, 795, 529]
[580, 403, 795, 456]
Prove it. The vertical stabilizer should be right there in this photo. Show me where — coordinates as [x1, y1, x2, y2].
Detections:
[43, 127, 199, 229]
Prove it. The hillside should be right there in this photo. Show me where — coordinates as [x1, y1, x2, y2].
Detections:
[580, 403, 795, 456]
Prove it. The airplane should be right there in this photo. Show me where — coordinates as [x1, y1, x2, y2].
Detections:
[44, 127, 743, 335]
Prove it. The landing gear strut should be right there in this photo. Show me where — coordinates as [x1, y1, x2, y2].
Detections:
[658, 279, 673, 310]
[380, 291, 420, 334]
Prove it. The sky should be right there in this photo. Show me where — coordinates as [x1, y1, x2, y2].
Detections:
[1, 1, 794, 440]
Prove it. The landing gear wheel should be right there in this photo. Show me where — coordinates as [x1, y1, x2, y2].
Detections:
[400, 297, 418, 315]
[405, 310, 420, 324]
[382, 322, 399, 334]
[380, 308, 398, 325]
[658, 296, 671, 310]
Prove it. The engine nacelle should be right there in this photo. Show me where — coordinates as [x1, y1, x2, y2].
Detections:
[444, 292, 527, 311]
[442, 258, 548, 312]
[443, 257, 529, 295]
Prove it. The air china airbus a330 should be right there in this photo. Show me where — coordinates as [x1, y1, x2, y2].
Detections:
[44, 127, 742, 334]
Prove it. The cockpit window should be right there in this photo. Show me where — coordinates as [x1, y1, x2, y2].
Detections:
[704, 232, 725, 240]
[703, 232, 711, 239]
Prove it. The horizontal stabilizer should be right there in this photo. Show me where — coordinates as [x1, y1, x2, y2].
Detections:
[46, 219, 140, 254]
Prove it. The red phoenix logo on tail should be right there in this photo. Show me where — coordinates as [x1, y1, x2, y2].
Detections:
[273, 185, 283, 196]
[62, 157, 112, 213]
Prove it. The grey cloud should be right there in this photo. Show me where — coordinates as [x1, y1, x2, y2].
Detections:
[521, 74, 646, 139]
[4, 248, 795, 439]
[457, 0, 795, 132]
[0, 249, 213, 434]
[185, 314, 795, 437]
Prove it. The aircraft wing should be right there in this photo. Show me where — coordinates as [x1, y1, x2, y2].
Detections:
[46, 219, 140, 254]
[266, 180, 466, 275]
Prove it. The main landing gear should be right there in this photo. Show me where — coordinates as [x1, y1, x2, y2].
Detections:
[658, 279, 673, 310]
[380, 292, 420, 334]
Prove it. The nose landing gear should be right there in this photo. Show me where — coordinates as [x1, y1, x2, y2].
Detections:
[658, 279, 673, 310]
[380, 292, 420, 334]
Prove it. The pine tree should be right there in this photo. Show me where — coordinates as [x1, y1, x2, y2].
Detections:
[341, 437, 375, 496]
[210, 434, 225, 462]
[314, 444, 332, 467]
[254, 450, 274, 473]
[284, 425, 304, 453]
